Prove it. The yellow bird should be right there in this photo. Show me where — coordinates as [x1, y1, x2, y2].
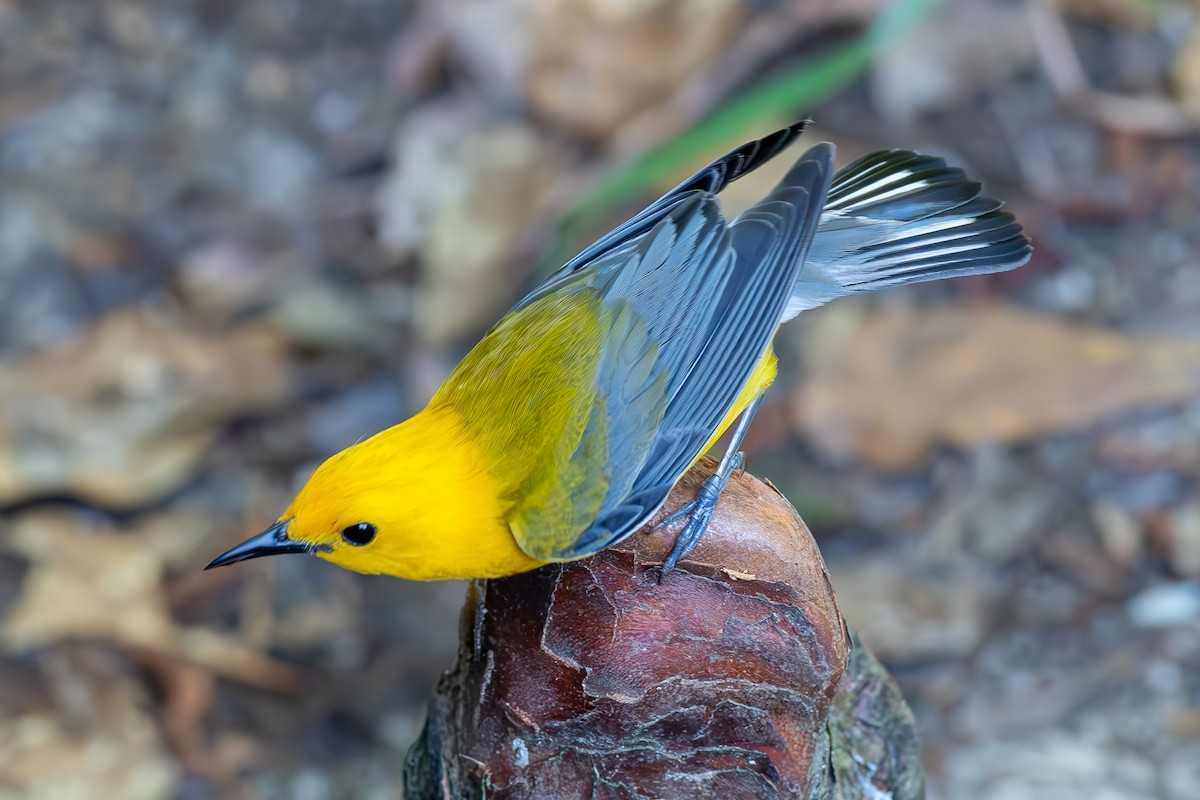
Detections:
[207, 122, 1030, 580]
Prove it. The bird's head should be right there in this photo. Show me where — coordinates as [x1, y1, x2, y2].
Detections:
[204, 407, 541, 579]
[205, 427, 426, 574]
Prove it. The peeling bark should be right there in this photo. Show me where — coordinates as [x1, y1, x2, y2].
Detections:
[405, 461, 924, 799]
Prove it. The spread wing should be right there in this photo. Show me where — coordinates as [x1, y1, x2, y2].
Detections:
[509, 138, 834, 561]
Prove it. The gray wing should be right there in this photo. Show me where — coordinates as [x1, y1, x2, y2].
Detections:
[545, 143, 835, 559]
[514, 120, 811, 313]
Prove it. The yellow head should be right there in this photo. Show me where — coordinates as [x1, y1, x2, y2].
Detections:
[205, 404, 544, 580]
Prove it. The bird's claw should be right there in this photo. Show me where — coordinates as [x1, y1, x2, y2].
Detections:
[652, 500, 697, 532]
[658, 471, 727, 579]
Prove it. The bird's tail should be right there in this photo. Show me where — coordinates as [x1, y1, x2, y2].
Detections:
[782, 150, 1031, 320]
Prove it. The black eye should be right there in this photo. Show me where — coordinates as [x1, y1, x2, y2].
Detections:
[341, 522, 376, 546]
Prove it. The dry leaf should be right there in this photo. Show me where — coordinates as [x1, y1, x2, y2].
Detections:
[830, 557, 987, 661]
[124, 647, 215, 771]
[0, 309, 288, 506]
[2, 514, 177, 651]
[376, 104, 565, 343]
[797, 305, 1200, 468]
[0, 658, 177, 800]
[1, 511, 303, 692]
[1173, 21, 1200, 117]
[0, 712, 176, 800]
[427, 0, 746, 137]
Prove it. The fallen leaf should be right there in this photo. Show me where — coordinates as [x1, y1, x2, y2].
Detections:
[426, 0, 747, 138]
[829, 556, 987, 661]
[0, 510, 303, 692]
[797, 305, 1200, 468]
[1163, 503, 1200, 577]
[0, 661, 177, 800]
[1173, 20, 1200, 117]
[376, 103, 565, 343]
[2, 514, 177, 651]
[0, 713, 175, 800]
[0, 309, 289, 506]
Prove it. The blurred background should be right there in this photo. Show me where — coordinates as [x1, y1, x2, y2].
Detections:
[1, 0, 1199, 797]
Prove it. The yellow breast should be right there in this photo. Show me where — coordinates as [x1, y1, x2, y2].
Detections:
[694, 345, 778, 462]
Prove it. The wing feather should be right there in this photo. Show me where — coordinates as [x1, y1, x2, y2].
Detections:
[514, 121, 810, 311]
[789, 150, 1032, 316]
[549, 145, 835, 558]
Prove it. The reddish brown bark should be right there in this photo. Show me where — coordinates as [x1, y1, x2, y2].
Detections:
[405, 461, 923, 799]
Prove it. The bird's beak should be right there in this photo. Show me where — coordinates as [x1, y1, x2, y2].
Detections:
[205, 519, 315, 569]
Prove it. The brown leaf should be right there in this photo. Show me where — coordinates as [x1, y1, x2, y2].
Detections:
[2, 513, 177, 651]
[427, 0, 747, 138]
[0, 651, 178, 800]
[0, 309, 289, 506]
[1, 511, 304, 693]
[1173, 21, 1200, 117]
[125, 646, 215, 771]
[376, 104, 566, 343]
[797, 305, 1200, 468]
[829, 557, 987, 662]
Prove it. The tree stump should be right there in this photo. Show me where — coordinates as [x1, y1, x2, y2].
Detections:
[405, 461, 925, 799]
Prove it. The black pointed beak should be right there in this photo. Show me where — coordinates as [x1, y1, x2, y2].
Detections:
[205, 519, 315, 569]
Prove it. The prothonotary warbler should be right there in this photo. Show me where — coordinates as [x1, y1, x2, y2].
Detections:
[207, 121, 1031, 580]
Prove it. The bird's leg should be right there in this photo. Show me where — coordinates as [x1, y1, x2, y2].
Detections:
[652, 451, 745, 531]
[660, 395, 765, 576]
[654, 500, 699, 530]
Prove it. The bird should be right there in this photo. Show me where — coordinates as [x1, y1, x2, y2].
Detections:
[206, 121, 1031, 580]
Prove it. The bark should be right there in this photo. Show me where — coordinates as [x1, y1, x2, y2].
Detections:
[405, 460, 924, 799]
